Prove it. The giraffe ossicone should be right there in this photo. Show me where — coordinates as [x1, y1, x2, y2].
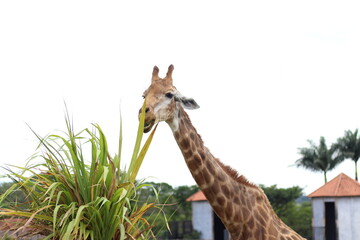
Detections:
[139, 65, 306, 240]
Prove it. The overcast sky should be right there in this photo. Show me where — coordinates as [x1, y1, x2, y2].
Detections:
[1, 1, 360, 194]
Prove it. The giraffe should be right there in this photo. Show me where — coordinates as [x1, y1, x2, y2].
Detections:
[140, 65, 306, 240]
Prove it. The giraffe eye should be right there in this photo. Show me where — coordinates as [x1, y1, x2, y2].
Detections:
[165, 92, 174, 99]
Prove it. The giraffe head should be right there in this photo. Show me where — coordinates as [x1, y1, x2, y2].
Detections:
[140, 65, 199, 133]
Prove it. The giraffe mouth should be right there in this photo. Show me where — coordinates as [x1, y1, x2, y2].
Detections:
[144, 119, 155, 133]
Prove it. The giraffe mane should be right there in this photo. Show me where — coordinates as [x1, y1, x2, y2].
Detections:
[216, 159, 257, 188]
[179, 108, 257, 189]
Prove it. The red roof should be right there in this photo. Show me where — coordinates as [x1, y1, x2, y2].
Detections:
[308, 173, 360, 198]
[186, 190, 207, 202]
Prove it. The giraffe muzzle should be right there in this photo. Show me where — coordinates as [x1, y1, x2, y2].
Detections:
[144, 119, 155, 133]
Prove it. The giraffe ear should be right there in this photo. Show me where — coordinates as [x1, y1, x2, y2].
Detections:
[165, 64, 174, 84]
[175, 93, 200, 110]
[152, 66, 159, 82]
[166, 64, 174, 78]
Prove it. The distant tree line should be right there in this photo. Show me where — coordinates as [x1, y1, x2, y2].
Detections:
[0, 180, 311, 239]
[296, 129, 360, 182]
[260, 185, 312, 239]
[136, 182, 199, 238]
[136, 182, 312, 239]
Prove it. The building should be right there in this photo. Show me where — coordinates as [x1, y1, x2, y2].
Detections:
[187, 191, 229, 240]
[308, 173, 360, 240]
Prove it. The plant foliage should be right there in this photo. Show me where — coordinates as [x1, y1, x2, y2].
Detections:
[0, 102, 164, 239]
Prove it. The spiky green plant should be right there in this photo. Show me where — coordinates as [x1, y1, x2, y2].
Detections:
[0, 102, 163, 239]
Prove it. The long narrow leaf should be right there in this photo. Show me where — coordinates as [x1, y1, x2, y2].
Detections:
[127, 100, 146, 180]
[130, 124, 158, 182]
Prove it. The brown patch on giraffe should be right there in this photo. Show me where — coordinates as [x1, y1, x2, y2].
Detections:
[179, 138, 190, 150]
[187, 154, 203, 173]
[212, 204, 224, 219]
[255, 225, 266, 240]
[246, 198, 252, 208]
[201, 185, 210, 195]
[256, 193, 265, 203]
[216, 195, 226, 206]
[267, 224, 279, 238]
[253, 208, 262, 222]
[231, 183, 240, 192]
[233, 195, 241, 205]
[240, 191, 246, 204]
[280, 227, 290, 235]
[187, 160, 199, 173]
[212, 181, 220, 193]
[202, 168, 212, 184]
[190, 141, 197, 152]
[206, 160, 216, 175]
[193, 153, 202, 162]
[241, 229, 251, 240]
[195, 136, 202, 148]
[249, 193, 256, 206]
[198, 150, 206, 161]
[233, 212, 242, 222]
[194, 174, 205, 186]
[256, 213, 267, 227]
[174, 131, 180, 140]
[183, 149, 192, 159]
[189, 132, 195, 140]
[258, 206, 268, 221]
[181, 120, 190, 133]
[217, 171, 227, 182]
[222, 185, 231, 199]
[247, 217, 255, 229]
[225, 202, 233, 220]
[242, 207, 250, 220]
[226, 223, 238, 235]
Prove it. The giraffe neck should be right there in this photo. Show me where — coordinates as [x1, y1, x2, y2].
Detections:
[167, 107, 305, 240]
[169, 107, 233, 191]
[167, 107, 250, 235]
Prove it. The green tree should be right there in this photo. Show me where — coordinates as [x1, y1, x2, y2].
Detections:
[137, 182, 198, 238]
[260, 185, 312, 239]
[172, 185, 198, 220]
[296, 136, 343, 183]
[0, 182, 27, 208]
[336, 129, 360, 181]
[260, 185, 302, 216]
[139, 182, 198, 220]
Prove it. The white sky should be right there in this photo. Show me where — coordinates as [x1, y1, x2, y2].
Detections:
[1, 1, 360, 194]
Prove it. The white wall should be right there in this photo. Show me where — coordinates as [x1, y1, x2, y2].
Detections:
[311, 198, 327, 240]
[337, 197, 360, 240]
[192, 201, 213, 240]
[312, 197, 360, 240]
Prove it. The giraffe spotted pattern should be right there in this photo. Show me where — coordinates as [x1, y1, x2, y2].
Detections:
[140, 65, 306, 240]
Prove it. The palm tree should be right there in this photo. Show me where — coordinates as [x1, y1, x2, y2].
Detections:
[296, 136, 344, 183]
[336, 129, 360, 181]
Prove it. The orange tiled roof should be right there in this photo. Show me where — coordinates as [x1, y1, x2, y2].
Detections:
[186, 190, 207, 202]
[308, 173, 360, 198]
